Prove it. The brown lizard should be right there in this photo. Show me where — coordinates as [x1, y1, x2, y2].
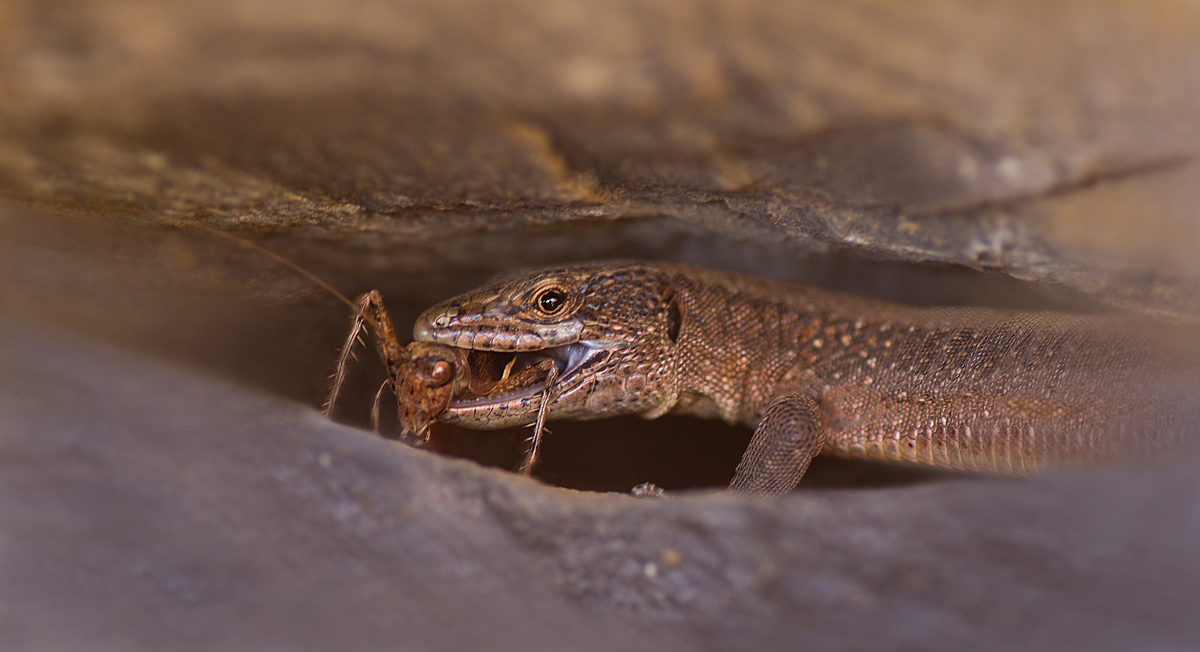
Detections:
[331, 261, 1200, 496]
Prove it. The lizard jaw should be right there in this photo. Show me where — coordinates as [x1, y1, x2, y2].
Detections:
[444, 341, 611, 413]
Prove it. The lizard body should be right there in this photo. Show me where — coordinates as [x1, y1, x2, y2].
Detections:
[396, 261, 1200, 495]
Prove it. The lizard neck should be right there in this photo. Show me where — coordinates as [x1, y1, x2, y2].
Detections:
[666, 267, 827, 425]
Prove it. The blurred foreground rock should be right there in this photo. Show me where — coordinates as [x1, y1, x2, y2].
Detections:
[3, 315, 1200, 652]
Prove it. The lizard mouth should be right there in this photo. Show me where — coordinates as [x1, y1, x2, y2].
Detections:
[448, 341, 608, 409]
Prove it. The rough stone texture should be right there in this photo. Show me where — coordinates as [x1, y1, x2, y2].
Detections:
[3, 1, 1200, 650]
[4, 315, 1200, 652]
[2, 0, 1200, 316]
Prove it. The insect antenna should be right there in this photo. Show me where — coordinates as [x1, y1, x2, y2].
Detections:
[146, 215, 369, 416]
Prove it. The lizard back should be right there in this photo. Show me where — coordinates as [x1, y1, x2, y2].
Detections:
[661, 263, 1200, 474]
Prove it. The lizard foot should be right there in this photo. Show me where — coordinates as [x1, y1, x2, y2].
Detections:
[630, 482, 667, 498]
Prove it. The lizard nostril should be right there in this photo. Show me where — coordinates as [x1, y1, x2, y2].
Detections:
[413, 315, 436, 342]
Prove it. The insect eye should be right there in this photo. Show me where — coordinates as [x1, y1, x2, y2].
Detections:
[428, 361, 453, 386]
[536, 288, 566, 314]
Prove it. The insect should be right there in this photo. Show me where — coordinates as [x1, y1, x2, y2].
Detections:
[322, 290, 561, 474]
[154, 217, 563, 474]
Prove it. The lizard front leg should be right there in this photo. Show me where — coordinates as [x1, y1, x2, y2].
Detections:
[729, 394, 828, 496]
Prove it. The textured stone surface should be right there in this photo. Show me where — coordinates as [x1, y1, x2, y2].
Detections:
[2, 0, 1200, 316]
[4, 315, 1200, 652]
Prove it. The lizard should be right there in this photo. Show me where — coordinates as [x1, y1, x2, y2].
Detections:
[330, 261, 1200, 496]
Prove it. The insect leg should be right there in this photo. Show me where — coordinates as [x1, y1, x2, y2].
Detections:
[518, 363, 559, 476]
[323, 290, 407, 418]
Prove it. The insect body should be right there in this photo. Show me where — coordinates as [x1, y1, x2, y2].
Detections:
[324, 290, 560, 471]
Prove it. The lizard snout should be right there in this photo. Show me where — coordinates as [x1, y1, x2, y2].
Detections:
[414, 309, 585, 352]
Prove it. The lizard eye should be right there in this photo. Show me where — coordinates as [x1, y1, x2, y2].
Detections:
[536, 288, 566, 315]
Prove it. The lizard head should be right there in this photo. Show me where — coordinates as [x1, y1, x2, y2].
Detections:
[412, 261, 682, 428]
